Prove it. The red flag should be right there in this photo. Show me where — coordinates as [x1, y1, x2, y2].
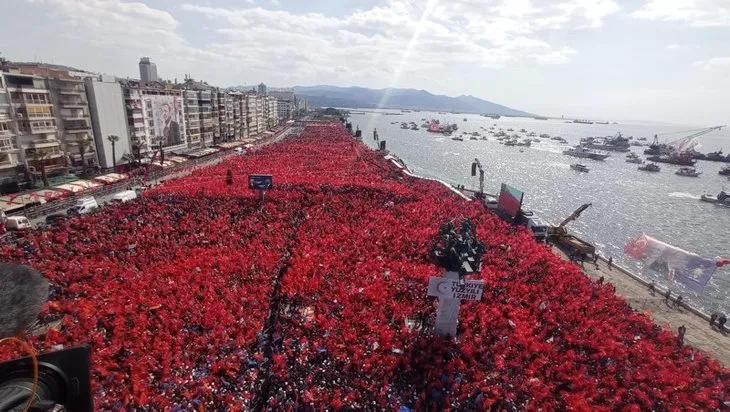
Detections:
[624, 234, 649, 259]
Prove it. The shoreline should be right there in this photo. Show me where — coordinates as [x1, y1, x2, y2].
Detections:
[374, 141, 730, 366]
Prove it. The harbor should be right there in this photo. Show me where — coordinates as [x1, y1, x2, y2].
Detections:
[372, 130, 730, 366]
[352, 110, 730, 316]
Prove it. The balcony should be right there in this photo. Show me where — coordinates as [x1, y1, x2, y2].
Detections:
[59, 88, 85, 95]
[60, 101, 87, 108]
[65, 126, 92, 133]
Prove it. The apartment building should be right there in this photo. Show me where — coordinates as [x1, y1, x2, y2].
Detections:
[121, 81, 187, 159]
[255, 95, 266, 135]
[246, 94, 259, 137]
[49, 77, 97, 172]
[4, 72, 66, 184]
[182, 90, 200, 148]
[0, 72, 21, 187]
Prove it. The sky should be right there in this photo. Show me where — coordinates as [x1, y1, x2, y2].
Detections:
[2, 0, 729, 124]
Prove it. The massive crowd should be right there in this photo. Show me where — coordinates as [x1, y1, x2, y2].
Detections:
[0, 124, 728, 409]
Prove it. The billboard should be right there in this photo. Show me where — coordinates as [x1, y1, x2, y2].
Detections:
[145, 95, 185, 148]
[249, 174, 273, 190]
[497, 183, 524, 219]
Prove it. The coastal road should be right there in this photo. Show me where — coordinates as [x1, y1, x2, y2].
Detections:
[558, 249, 730, 366]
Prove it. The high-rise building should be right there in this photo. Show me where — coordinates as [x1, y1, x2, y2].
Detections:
[121, 80, 186, 160]
[4, 72, 66, 185]
[257, 83, 267, 96]
[139, 57, 158, 83]
[0, 72, 21, 187]
[85, 74, 131, 169]
[49, 76, 97, 172]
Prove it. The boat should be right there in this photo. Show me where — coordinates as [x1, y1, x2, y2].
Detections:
[700, 191, 730, 204]
[625, 153, 644, 164]
[573, 119, 594, 124]
[482, 114, 501, 119]
[533, 116, 548, 120]
[570, 164, 589, 173]
[638, 163, 661, 172]
[646, 152, 696, 166]
[452, 137, 464, 141]
[583, 132, 631, 152]
[527, 132, 537, 137]
[643, 135, 672, 156]
[704, 150, 730, 163]
[400, 122, 409, 129]
[504, 139, 518, 146]
[720, 165, 730, 176]
[517, 140, 532, 147]
[410, 124, 419, 130]
[507, 128, 514, 132]
[563, 146, 611, 161]
[463, 118, 467, 122]
[532, 138, 541, 143]
[638, 137, 647, 141]
[675, 167, 701, 177]
[519, 129, 527, 133]
[539, 133, 550, 138]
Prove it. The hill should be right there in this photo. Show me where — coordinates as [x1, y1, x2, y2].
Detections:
[293, 85, 532, 116]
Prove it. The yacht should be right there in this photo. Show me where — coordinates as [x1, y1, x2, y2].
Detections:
[675, 167, 701, 177]
[563, 146, 611, 161]
[570, 164, 589, 173]
[638, 163, 661, 172]
[720, 165, 730, 176]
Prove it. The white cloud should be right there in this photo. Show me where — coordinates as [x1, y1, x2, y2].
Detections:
[693, 57, 730, 70]
[632, 0, 730, 27]
[20, 0, 619, 88]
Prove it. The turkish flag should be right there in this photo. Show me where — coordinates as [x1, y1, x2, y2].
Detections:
[624, 234, 650, 259]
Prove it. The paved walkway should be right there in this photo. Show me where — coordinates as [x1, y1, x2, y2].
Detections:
[555, 248, 730, 366]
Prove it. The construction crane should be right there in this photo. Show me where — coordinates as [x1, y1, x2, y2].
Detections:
[558, 203, 592, 228]
[471, 158, 484, 197]
[548, 203, 596, 256]
[650, 125, 725, 152]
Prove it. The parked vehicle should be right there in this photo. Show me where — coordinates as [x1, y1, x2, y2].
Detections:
[111, 190, 138, 203]
[6, 216, 32, 231]
[67, 196, 99, 216]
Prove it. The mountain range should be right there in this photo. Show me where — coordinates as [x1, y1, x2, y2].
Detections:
[292, 85, 533, 117]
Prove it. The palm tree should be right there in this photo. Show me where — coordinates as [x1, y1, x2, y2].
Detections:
[76, 136, 94, 175]
[29, 150, 50, 188]
[107, 135, 120, 170]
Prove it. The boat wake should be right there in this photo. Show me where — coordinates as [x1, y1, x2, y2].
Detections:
[668, 192, 701, 200]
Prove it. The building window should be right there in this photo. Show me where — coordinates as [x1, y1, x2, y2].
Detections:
[0, 139, 12, 152]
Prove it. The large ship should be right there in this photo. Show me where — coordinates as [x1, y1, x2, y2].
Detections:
[481, 114, 501, 119]
[643, 135, 672, 156]
[563, 146, 611, 161]
[583, 132, 631, 152]
[646, 152, 696, 166]
[573, 119, 594, 124]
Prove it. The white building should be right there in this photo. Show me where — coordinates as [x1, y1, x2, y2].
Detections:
[85, 74, 131, 169]
[139, 57, 158, 83]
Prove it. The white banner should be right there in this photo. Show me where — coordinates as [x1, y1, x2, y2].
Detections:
[427, 277, 485, 301]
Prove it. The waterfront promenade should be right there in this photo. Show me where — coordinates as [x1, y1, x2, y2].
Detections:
[576, 253, 730, 366]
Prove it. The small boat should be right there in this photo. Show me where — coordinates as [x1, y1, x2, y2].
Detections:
[570, 164, 589, 173]
[527, 132, 537, 137]
[452, 137, 464, 141]
[507, 128, 514, 132]
[519, 129, 527, 133]
[471, 132, 480, 136]
[626, 153, 643, 164]
[700, 190, 730, 205]
[637, 137, 647, 141]
[675, 167, 701, 177]
[563, 146, 611, 160]
[400, 122, 409, 129]
[720, 165, 730, 176]
[504, 139, 518, 146]
[539, 133, 550, 138]
[463, 118, 468, 121]
[638, 163, 661, 172]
